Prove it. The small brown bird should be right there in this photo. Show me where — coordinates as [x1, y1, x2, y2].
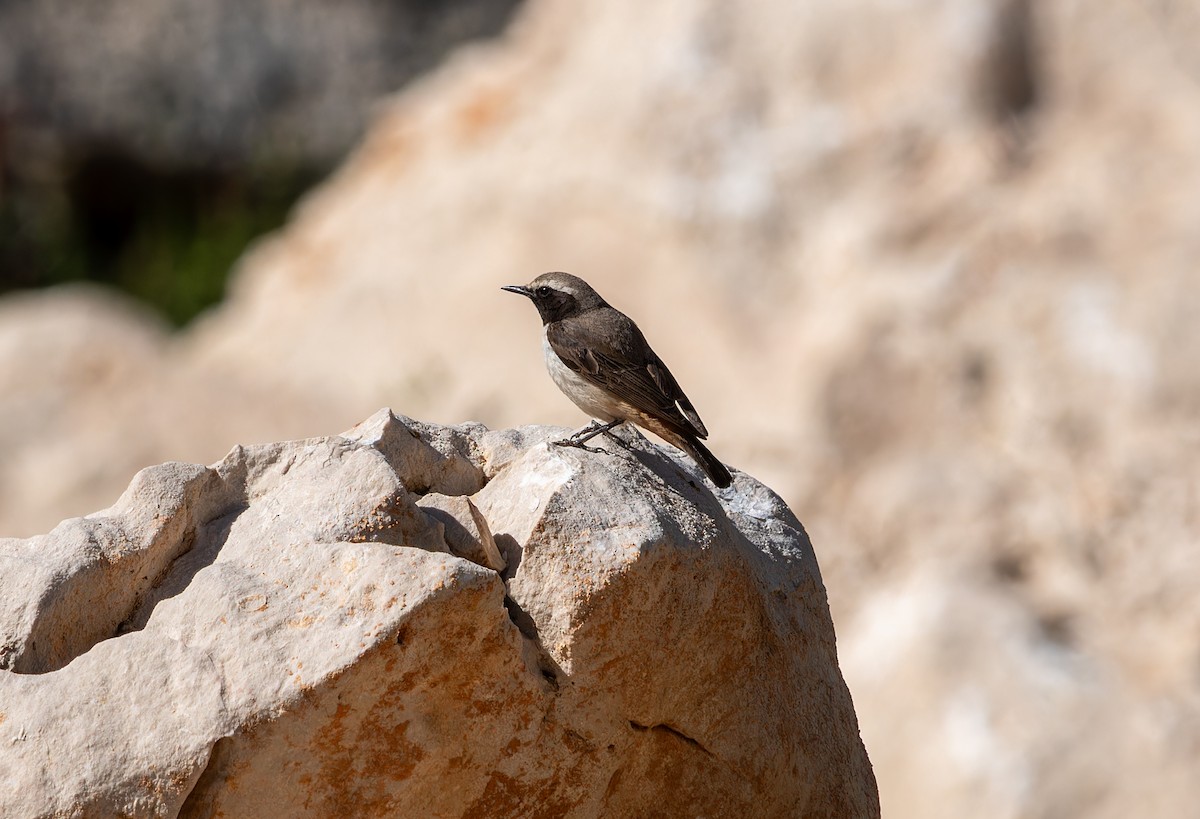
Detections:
[502, 272, 732, 488]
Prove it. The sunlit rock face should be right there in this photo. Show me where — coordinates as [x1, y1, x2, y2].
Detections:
[0, 410, 876, 818]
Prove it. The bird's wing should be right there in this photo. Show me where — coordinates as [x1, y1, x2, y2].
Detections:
[547, 312, 709, 439]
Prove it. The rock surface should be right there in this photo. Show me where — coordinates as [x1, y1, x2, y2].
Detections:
[0, 410, 877, 818]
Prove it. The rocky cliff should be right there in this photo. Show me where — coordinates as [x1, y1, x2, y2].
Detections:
[0, 410, 877, 818]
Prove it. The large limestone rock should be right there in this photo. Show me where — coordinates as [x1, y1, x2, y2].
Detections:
[0, 410, 877, 818]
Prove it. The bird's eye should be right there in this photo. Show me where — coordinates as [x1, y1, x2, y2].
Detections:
[535, 286, 552, 297]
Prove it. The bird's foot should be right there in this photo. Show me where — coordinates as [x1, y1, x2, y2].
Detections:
[552, 439, 609, 455]
[552, 419, 624, 453]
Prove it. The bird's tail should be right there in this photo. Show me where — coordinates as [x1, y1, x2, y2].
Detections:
[676, 435, 733, 489]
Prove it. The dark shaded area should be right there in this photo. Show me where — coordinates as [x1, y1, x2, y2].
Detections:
[982, 0, 1039, 124]
[114, 504, 246, 639]
[0, 0, 524, 325]
[0, 145, 320, 325]
[1037, 610, 1076, 649]
[503, 593, 563, 689]
[179, 737, 235, 819]
[981, 0, 1040, 169]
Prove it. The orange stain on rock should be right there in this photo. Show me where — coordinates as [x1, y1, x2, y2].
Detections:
[455, 84, 513, 145]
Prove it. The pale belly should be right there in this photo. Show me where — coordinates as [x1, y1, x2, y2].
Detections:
[542, 332, 622, 422]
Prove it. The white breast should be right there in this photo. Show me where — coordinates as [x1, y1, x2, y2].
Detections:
[542, 330, 622, 422]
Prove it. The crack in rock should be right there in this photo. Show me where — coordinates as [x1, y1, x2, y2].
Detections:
[628, 720, 714, 758]
[503, 594, 563, 691]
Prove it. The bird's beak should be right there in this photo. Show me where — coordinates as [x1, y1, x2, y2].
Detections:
[501, 284, 533, 298]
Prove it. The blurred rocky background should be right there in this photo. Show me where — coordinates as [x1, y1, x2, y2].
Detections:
[1, 0, 1198, 816]
[0, 0, 521, 322]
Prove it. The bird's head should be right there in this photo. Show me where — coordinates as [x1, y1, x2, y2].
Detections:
[502, 272, 608, 324]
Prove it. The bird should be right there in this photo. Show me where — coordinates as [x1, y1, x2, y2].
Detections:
[502, 272, 732, 488]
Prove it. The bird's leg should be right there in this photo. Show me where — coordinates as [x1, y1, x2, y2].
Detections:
[553, 419, 624, 453]
[569, 419, 623, 444]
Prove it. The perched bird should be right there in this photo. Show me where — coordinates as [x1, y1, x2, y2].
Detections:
[502, 272, 732, 488]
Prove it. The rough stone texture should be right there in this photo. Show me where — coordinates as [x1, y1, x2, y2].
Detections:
[2, 0, 1200, 816]
[0, 410, 876, 818]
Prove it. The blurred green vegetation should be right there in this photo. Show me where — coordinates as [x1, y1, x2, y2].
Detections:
[0, 156, 323, 327]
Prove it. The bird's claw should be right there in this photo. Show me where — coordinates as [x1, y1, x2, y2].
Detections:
[552, 438, 609, 455]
